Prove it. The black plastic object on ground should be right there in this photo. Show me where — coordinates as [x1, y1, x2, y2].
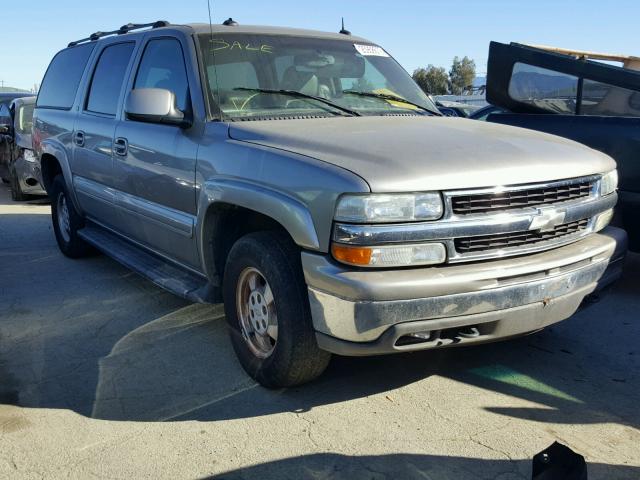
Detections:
[532, 442, 587, 480]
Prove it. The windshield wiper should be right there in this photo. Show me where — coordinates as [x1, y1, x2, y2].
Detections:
[342, 90, 442, 116]
[234, 88, 361, 117]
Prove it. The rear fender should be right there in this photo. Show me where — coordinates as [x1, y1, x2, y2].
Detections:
[40, 139, 82, 213]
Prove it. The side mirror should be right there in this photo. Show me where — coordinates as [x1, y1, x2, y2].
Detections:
[125, 88, 191, 128]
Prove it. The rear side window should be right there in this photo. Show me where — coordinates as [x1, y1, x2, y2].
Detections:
[37, 43, 95, 109]
[581, 80, 640, 117]
[86, 42, 135, 115]
[508, 63, 578, 114]
[134, 38, 190, 112]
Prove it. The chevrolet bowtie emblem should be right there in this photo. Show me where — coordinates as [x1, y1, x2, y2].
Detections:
[529, 208, 566, 231]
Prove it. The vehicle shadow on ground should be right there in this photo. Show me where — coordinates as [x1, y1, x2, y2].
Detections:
[0, 187, 49, 207]
[204, 452, 640, 480]
[1, 194, 638, 431]
[1, 280, 638, 432]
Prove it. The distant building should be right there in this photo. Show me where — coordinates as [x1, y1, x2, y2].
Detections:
[435, 76, 488, 107]
[0, 86, 30, 93]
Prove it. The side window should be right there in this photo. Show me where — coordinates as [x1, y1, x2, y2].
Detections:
[86, 42, 135, 115]
[508, 63, 578, 114]
[37, 43, 95, 109]
[134, 38, 190, 112]
[581, 80, 640, 117]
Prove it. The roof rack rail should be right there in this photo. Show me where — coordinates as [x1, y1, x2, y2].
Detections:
[67, 20, 170, 47]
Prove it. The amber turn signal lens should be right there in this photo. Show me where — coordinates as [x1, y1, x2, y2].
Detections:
[331, 244, 372, 266]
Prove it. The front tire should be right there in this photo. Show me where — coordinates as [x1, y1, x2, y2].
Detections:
[50, 175, 91, 258]
[9, 162, 27, 201]
[223, 231, 331, 388]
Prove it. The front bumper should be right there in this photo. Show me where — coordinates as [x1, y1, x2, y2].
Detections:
[303, 227, 627, 356]
[14, 155, 46, 196]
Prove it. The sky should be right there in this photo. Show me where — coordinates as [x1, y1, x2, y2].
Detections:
[1, 0, 637, 91]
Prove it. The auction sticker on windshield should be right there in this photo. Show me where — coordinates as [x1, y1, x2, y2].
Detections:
[354, 44, 389, 57]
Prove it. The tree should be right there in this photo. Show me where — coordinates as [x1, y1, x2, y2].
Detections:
[449, 56, 476, 95]
[412, 65, 449, 95]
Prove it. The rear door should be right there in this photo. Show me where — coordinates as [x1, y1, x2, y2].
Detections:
[485, 42, 640, 250]
[111, 34, 200, 269]
[73, 40, 137, 228]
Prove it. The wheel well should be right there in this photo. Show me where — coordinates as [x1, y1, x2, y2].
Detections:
[203, 203, 292, 284]
[40, 153, 62, 194]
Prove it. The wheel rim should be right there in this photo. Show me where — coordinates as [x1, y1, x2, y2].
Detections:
[57, 192, 71, 243]
[236, 267, 278, 358]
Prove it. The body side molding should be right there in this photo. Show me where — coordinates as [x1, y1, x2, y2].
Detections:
[74, 175, 195, 236]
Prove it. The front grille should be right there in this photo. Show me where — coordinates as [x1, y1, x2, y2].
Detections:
[451, 179, 594, 215]
[454, 219, 589, 253]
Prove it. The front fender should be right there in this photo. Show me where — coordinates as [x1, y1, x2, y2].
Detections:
[197, 178, 321, 251]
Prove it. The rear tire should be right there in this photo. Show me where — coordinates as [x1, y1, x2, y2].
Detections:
[223, 231, 331, 388]
[50, 174, 91, 258]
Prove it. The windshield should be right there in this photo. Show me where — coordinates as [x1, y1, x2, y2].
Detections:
[198, 34, 437, 120]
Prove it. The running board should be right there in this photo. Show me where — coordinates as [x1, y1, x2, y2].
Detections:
[78, 222, 219, 303]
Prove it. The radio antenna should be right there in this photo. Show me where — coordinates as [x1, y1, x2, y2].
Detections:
[339, 17, 351, 35]
[207, 0, 223, 119]
[207, 0, 214, 36]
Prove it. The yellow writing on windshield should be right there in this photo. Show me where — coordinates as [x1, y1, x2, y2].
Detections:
[374, 88, 419, 110]
[210, 39, 273, 54]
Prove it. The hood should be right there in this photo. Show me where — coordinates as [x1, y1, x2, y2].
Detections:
[228, 116, 615, 192]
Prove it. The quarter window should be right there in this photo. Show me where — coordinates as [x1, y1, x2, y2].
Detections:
[134, 38, 190, 112]
[37, 43, 95, 110]
[508, 63, 578, 114]
[86, 42, 135, 115]
[581, 80, 640, 117]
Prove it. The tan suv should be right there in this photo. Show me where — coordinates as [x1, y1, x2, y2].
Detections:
[33, 20, 626, 387]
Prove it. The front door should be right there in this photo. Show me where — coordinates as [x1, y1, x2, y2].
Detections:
[112, 36, 200, 269]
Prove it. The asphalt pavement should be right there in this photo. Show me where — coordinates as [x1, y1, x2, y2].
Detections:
[0, 184, 638, 479]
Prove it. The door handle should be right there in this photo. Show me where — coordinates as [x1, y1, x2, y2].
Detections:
[114, 137, 128, 157]
[73, 130, 85, 147]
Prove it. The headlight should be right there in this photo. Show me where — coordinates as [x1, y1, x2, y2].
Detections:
[335, 193, 443, 223]
[331, 242, 446, 267]
[600, 170, 618, 196]
[22, 149, 37, 163]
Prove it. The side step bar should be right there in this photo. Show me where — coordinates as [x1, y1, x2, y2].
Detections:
[78, 222, 219, 303]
